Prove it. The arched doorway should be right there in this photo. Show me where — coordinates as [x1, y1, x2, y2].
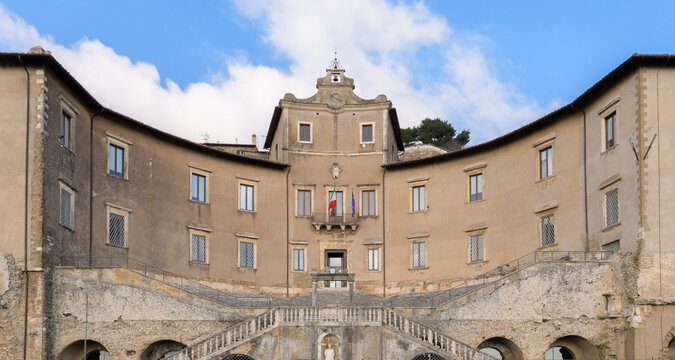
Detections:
[140, 340, 186, 360]
[58, 340, 111, 360]
[478, 337, 524, 360]
[411, 354, 445, 360]
[222, 355, 255, 360]
[545, 336, 600, 360]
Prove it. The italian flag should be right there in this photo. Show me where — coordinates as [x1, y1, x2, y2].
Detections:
[328, 186, 337, 211]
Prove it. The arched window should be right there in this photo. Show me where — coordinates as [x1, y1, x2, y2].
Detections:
[545, 346, 575, 360]
[480, 347, 503, 359]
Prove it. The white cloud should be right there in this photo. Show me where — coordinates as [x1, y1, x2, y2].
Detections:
[0, 1, 547, 145]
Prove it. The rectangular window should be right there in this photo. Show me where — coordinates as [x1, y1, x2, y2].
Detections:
[412, 241, 426, 268]
[368, 248, 380, 271]
[412, 185, 425, 212]
[603, 240, 620, 254]
[541, 214, 555, 247]
[191, 173, 206, 202]
[329, 190, 344, 216]
[62, 112, 72, 149]
[540, 147, 553, 179]
[108, 144, 124, 177]
[605, 112, 616, 149]
[240, 184, 254, 211]
[469, 174, 483, 202]
[191, 234, 207, 262]
[297, 190, 311, 216]
[108, 210, 127, 247]
[293, 248, 305, 271]
[605, 188, 619, 227]
[60, 185, 74, 230]
[362, 190, 376, 216]
[240, 241, 255, 268]
[470, 234, 484, 262]
[299, 123, 311, 142]
[361, 124, 373, 143]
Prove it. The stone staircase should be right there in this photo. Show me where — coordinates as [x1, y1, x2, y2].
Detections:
[165, 306, 496, 360]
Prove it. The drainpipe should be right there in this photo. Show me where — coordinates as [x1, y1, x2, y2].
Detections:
[571, 104, 589, 251]
[89, 107, 103, 262]
[18, 54, 30, 360]
[286, 166, 290, 298]
[382, 168, 386, 299]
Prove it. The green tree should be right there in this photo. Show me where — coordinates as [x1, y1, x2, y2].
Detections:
[401, 118, 470, 149]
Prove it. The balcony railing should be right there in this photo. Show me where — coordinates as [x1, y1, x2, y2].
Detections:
[311, 212, 360, 231]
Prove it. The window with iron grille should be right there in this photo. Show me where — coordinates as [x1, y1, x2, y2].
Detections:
[62, 112, 72, 149]
[541, 214, 555, 247]
[60, 186, 74, 230]
[362, 190, 376, 216]
[191, 234, 207, 262]
[361, 124, 373, 143]
[470, 234, 484, 262]
[540, 147, 553, 179]
[240, 184, 254, 211]
[240, 241, 255, 268]
[605, 188, 619, 227]
[368, 248, 380, 271]
[108, 144, 124, 177]
[412, 185, 425, 212]
[605, 112, 616, 149]
[297, 190, 311, 216]
[299, 123, 311, 142]
[108, 211, 127, 247]
[603, 240, 620, 254]
[412, 241, 426, 268]
[470, 174, 483, 202]
[293, 248, 304, 271]
[191, 173, 206, 202]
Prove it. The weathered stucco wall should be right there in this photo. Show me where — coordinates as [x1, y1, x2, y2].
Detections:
[49, 267, 248, 359]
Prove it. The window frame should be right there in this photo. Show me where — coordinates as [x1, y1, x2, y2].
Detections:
[539, 213, 556, 248]
[292, 247, 306, 272]
[604, 187, 620, 228]
[59, 182, 75, 230]
[190, 172, 207, 203]
[539, 146, 553, 179]
[239, 182, 256, 212]
[469, 233, 485, 263]
[469, 173, 484, 202]
[605, 112, 617, 150]
[106, 205, 129, 248]
[237, 238, 257, 269]
[296, 188, 313, 217]
[360, 122, 375, 144]
[188, 228, 210, 264]
[367, 247, 381, 272]
[326, 187, 346, 216]
[298, 122, 313, 143]
[411, 184, 426, 213]
[360, 189, 377, 217]
[106, 132, 132, 180]
[411, 240, 427, 269]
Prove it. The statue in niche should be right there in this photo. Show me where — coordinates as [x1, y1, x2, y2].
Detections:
[324, 343, 335, 360]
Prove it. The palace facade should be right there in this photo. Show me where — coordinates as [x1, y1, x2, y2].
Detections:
[0, 47, 674, 359]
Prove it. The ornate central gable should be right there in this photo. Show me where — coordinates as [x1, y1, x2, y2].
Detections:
[283, 60, 388, 110]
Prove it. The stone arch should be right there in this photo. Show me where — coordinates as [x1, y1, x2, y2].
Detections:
[664, 327, 675, 358]
[222, 355, 255, 360]
[411, 354, 446, 360]
[140, 339, 186, 360]
[545, 335, 600, 360]
[477, 337, 524, 360]
[58, 340, 111, 360]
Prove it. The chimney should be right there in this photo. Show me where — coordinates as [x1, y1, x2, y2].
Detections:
[252, 134, 257, 146]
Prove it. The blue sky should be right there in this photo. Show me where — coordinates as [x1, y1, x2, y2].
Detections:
[1, 1, 673, 145]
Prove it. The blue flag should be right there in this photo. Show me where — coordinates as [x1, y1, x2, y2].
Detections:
[351, 190, 355, 216]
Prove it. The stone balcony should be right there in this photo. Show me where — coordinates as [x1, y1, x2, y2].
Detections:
[311, 212, 360, 232]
